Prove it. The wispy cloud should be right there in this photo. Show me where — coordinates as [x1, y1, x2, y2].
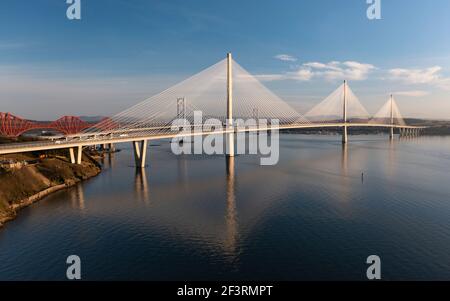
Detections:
[259, 60, 375, 82]
[274, 54, 298, 62]
[306, 61, 375, 81]
[394, 90, 430, 97]
[388, 66, 450, 90]
[389, 66, 442, 84]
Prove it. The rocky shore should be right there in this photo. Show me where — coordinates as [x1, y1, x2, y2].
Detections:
[0, 150, 102, 227]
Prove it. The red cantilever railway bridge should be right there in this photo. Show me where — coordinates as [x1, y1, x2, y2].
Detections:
[0, 112, 113, 137]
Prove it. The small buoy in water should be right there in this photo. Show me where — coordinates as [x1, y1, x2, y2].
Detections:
[361, 172, 364, 183]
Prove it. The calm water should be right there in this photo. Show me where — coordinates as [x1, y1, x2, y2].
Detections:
[1, 134, 450, 280]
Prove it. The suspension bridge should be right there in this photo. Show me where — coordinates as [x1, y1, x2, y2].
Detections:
[0, 53, 425, 167]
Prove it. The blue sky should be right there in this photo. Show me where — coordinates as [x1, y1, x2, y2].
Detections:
[1, 0, 450, 119]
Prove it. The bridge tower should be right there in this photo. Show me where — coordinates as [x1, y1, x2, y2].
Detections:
[177, 97, 187, 143]
[177, 97, 186, 121]
[389, 94, 394, 140]
[226, 53, 235, 157]
[342, 80, 348, 144]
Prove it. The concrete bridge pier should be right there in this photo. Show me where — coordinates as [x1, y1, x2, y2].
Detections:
[77, 146, 83, 164]
[402, 128, 407, 138]
[69, 147, 75, 164]
[342, 80, 348, 145]
[226, 53, 235, 157]
[69, 146, 83, 164]
[389, 95, 394, 140]
[389, 126, 394, 140]
[100, 143, 115, 151]
[342, 125, 348, 144]
[133, 139, 148, 168]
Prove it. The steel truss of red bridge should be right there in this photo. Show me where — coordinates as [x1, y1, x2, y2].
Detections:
[0, 112, 108, 137]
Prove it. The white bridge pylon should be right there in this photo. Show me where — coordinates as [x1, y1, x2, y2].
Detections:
[84, 55, 412, 139]
[0, 54, 427, 166]
[370, 95, 406, 126]
[305, 82, 370, 123]
[86, 55, 309, 137]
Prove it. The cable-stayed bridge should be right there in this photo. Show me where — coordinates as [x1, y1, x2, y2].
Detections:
[0, 54, 425, 166]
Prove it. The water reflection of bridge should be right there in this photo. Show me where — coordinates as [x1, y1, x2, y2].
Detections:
[65, 136, 413, 258]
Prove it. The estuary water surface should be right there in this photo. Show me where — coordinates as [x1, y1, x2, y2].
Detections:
[1, 134, 450, 280]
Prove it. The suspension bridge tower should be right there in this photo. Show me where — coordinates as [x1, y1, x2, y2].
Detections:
[226, 53, 235, 157]
[389, 94, 394, 140]
[342, 80, 348, 144]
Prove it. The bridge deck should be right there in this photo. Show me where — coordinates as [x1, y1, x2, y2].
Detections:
[0, 123, 426, 155]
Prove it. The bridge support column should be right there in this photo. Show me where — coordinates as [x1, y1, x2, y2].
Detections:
[342, 126, 348, 144]
[133, 140, 148, 168]
[76, 145, 83, 164]
[69, 148, 76, 164]
[226, 53, 235, 157]
[226, 132, 235, 156]
[389, 94, 394, 140]
[389, 127, 394, 140]
[342, 80, 348, 144]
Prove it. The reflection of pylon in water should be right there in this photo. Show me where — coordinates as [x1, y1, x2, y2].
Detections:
[224, 156, 239, 258]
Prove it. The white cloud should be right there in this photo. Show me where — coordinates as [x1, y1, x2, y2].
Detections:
[389, 66, 442, 84]
[313, 61, 375, 81]
[303, 62, 330, 69]
[254, 74, 286, 81]
[394, 90, 430, 97]
[291, 68, 314, 81]
[388, 66, 450, 91]
[435, 77, 450, 91]
[274, 54, 298, 62]
[259, 60, 375, 82]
